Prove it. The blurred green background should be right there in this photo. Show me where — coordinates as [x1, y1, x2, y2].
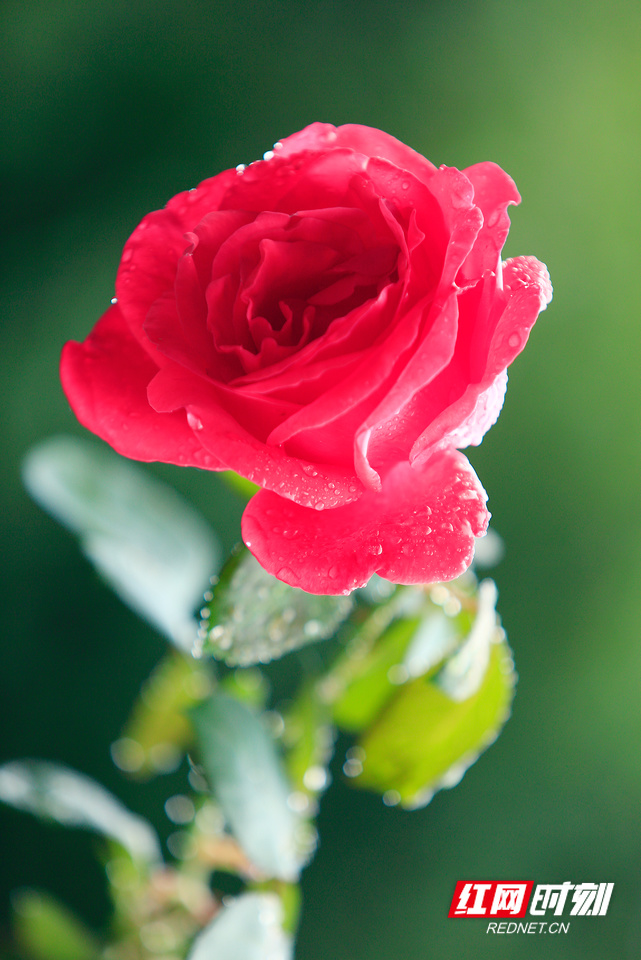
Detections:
[2, 0, 641, 956]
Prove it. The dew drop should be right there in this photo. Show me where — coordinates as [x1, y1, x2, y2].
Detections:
[343, 758, 362, 778]
[187, 412, 203, 431]
[110, 297, 118, 304]
[287, 791, 309, 813]
[401, 181, 410, 190]
[508, 333, 521, 349]
[263, 150, 275, 161]
[328, 565, 339, 579]
[487, 209, 501, 227]
[383, 789, 401, 807]
[111, 737, 144, 773]
[303, 765, 328, 791]
[314, 501, 325, 511]
[235, 163, 246, 174]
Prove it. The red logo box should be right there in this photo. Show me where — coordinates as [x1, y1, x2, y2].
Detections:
[449, 881, 534, 918]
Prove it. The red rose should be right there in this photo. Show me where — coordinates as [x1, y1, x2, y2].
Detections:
[61, 123, 551, 595]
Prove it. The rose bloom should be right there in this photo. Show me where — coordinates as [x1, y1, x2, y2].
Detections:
[61, 123, 551, 595]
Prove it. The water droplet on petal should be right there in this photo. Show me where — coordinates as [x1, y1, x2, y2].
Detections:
[235, 163, 246, 174]
[110, 297, 118, 304]
[508, 333, 521, 349]
[315, 501, 325, 511]
[187, 412, 203, 430]
[328, 565, 339, 579]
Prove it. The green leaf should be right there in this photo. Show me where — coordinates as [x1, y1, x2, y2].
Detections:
[0, 760, 162, 864]
[12, 889, 100, 960]
[220, 471, 260, 500]
[323, 587, 459, 733]
[350, 581, 515, 808]
[330, 616, 423, 733]
[23, 436, 220, 651]
[117, 652, 214, 779]
[192, 693, 304, 881]
[283, 684, 334, 797]
[187, 893, 293, 960]
[220, 666, 271, 709]
[198, 549, 353, 666]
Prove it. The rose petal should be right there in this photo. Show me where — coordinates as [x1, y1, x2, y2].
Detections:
[276, 123, 439, 186]
[410, 256, 552, 462]
[353, 288, 461, 483]
[60, 305, 221, 468]
[242, 449, 489, 595]
[362, 274, 501, 469]
[115, 176, 238, 350]
[267, 284, 413, 458]
[459, 162, 521, 281]
[145, 362, 363, 509]
[218, 147, 369, 218]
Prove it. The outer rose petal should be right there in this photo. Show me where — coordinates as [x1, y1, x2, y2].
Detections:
[459, 162, 521, 281]
[411, 255, 553, 463]
[242, 449, 489, 595]
[276, 123, 438, 185]
[60, 305, 222, 469]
